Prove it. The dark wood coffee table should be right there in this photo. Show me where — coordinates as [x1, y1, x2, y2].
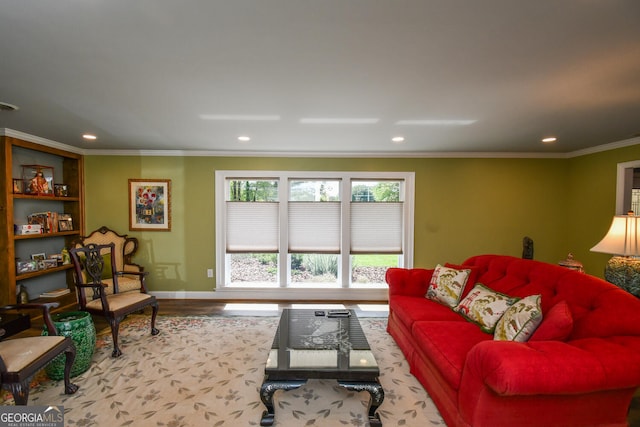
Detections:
[260, 309, 384, 426]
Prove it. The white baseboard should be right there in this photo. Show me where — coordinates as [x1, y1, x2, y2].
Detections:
[150, 288, 388, 301]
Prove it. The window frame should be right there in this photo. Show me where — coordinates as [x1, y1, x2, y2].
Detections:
[215, 170, 414, 298]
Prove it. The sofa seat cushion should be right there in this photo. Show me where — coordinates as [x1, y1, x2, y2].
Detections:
[412, 320, 492, 390]
[392, 296, 463, 331]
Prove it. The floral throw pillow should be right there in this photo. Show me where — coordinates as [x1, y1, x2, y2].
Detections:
[494, 295, 542, 342]
[425, 264, 472, 308]
[455, 284, 520, 333]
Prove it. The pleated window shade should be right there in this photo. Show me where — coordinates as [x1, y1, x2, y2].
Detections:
[351, 202, 403, 254]
[288, 201, 341, 253]
[226, 201, 279, 252]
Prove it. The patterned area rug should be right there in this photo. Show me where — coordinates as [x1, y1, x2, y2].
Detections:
[9, 315, 445, 426]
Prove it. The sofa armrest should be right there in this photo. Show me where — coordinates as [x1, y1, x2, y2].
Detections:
[461, 337, 640, 397]
[386, 268, 434, 297]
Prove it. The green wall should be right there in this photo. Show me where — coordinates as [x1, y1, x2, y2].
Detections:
[567, 144, 640, 275]
[84, 146, 640, 293]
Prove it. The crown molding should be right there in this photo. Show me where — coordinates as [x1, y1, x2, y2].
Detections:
[2, 128, 638, 159]
[564, 136, 640, 158]
[0, 128, 85, 155]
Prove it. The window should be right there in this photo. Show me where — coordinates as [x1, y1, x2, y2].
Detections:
[215, 171, 414, 297]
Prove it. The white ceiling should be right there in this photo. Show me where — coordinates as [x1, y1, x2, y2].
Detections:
[1, 1, 639, 155]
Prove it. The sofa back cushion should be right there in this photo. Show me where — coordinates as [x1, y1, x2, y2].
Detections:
[530, 300, 573, 341]
[461, 255, 640, 340]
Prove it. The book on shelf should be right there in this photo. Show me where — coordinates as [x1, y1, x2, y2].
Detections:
[39, 288, 71, 298]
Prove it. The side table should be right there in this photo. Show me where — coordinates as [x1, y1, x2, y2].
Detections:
[42, 311, 96, 379]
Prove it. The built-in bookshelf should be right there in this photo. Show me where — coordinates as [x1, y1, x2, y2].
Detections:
[1, 134, 84, 309]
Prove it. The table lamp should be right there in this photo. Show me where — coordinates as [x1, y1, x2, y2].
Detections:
[590, 211, 640, 296]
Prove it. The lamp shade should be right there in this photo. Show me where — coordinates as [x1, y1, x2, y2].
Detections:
[590, 214, 640, 256]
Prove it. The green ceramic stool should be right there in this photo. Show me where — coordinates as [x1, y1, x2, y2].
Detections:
[42, 311, 96, 379]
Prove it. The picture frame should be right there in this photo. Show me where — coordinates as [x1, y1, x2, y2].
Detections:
[54, 183, 69, 197]
[58, 217, 73, 231]
[12, 179, 23, 194]
[128, 179, 171, 231]
[42, 259, 58, 269]
[31, 253, 46, 262]
[16, 260, 37, 274]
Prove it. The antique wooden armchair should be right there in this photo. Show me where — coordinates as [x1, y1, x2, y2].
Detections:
[70, 243, 159, 357]
[0, 302, 78, 404]
[72, 226, 145, 294]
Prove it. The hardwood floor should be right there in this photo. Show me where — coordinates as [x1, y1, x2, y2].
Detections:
[11, 299, 389, 338]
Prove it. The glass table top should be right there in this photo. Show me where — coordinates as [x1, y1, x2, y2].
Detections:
[265, 309, 379, 379]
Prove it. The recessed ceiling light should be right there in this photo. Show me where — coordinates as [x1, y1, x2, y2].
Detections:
[299, 118, 379, 124]
[237, 136, 251, 142]
[395, 119, 476, 126]
[0, 102, 19, 112]
[199, 114, 280, 121]
[391, 136, 405, 143]
[82, 134, 97, 140]
[541, 137, 557, 143]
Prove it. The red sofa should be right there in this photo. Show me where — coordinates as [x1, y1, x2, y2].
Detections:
[386, 254, 640, 427]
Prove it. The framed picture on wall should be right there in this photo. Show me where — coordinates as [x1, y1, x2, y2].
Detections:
[128, 179, 171, 231]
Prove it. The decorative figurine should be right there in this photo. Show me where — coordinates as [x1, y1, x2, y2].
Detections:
[29, 169, 49, 194]
[522, 236, 534, 259]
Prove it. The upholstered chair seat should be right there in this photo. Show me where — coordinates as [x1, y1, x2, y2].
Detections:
[0, 303, 78, 404]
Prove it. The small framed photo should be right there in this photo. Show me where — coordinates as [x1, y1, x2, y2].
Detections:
[12, 179, 24, 194]
[42, 259, 58, 269]
[31, 253, 46, 262]
[54, 184, 69, 197]
[129, 179, 171, 231]
[58, 215, 73, 231]
[16, 260, 37, 274]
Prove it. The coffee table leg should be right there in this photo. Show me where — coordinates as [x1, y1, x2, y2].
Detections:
[338, 381, 385, 427]
[260, 380, 306, 426]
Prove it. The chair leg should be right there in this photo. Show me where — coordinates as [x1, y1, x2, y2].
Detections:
[8, 381, 30, 405]
[63, 344, 79, 395]
[150, 302, 160, 336]
[110, 317, 123, 358]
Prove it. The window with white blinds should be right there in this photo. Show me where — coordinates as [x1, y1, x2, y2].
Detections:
[351, 202, 403, 254]
[288, 202, 341, 253]
[226, 202, 279, 252]
[215, 170, 414, 289]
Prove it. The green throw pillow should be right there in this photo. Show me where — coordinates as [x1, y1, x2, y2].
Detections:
[455, 283, 520, 333]
[494, 295, 542, 342]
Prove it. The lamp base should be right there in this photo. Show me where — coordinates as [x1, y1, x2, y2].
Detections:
[604, 256, 640, 297]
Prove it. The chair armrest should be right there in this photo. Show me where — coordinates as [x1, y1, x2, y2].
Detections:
[116, 270, 150, 293]
[115, 271, 148, 278]
[0, 302, 60, 336]
[123, 263, 144, 273]
[75, 282, 108, 289]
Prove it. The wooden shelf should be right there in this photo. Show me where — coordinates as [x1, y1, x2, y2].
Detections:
[13, 194, 80, 202]
[16, 264, 73, 280]
[14, 231, 80, 240]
